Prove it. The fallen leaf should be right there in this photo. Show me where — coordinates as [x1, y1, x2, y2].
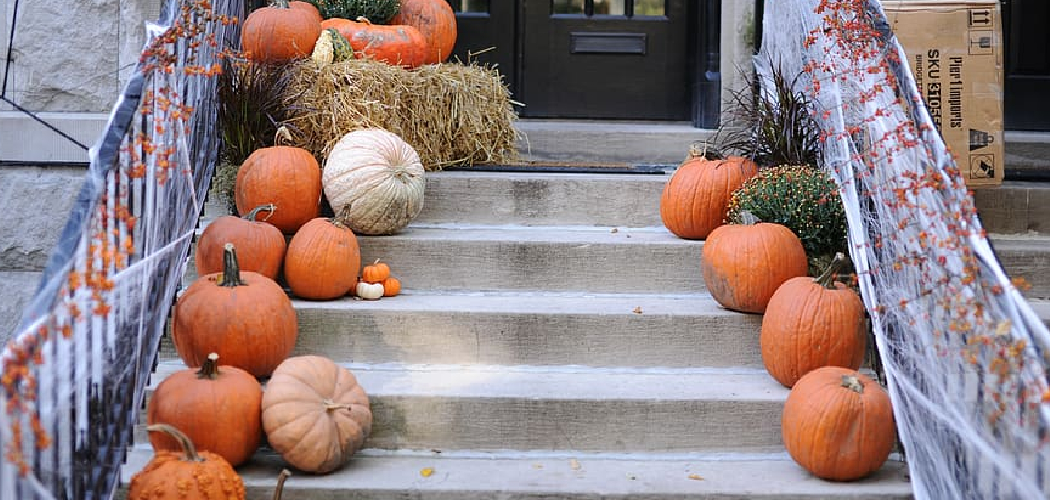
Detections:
[610, 228, 619, 233]
[420, 467, 435, 477]
[533, 464, 543, 470]
[570, 458, 581, 471]
[626, 473, 637, 480]
[688, 474, 704, 481]
[633, 307, 643, 314]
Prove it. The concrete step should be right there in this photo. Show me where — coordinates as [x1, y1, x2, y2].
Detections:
[137, 362, 790, 453]
[118, 447, 914, 499]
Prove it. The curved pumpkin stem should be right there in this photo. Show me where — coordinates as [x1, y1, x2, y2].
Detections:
[273, 469, 291, 500]
[332, 203, 353, 230]
[244, 204, 276, 222]
[269, 0, 290, 8]
[197, 353, 222, 380]
[274, 126, 294, 146]
[322, 398, 353, 411]
[737, 210, 762, 225]
[355, 16, 373, 25]
[841, 374, 865, 393]
[218, 243, 246, 287]
[146, 424, 204, 462]
[815, 252, 847, 289]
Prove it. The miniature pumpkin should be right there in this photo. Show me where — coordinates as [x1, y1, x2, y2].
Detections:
[129, 424, 245, 500]
[701, 211, 808, 314]
[782, 367, 896, 481]
[356, 281, 384, 300]
[660, 148, 758, 240]
[321, 17, 429, 69]
[361, 259, 391, 283]
[323, 128, 426, 235]
[195, 204, 286, 280]
[761, 252, 866, 387]
[390, 0, 458, 64]
[262, 356, 373, 474]
[235, 130, 322, 234]
[284, 217, 361, 300]
[242, 0, 322, 63]
[172, 244, 298, 377]
[147, 353, 263, 467]
[311, 28, 354, 64]
[381, 276, 401, 297]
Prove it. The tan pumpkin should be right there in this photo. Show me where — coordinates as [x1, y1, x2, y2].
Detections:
[235, 129, 322, 234]
[195, 204, 286, 280]
[283, 217, 361, 300]
[322, 128, 426, 235]
[660, 148, 758, 240]
[782, 366, 896, 481]
[761, 252, 867, 387]
[262, 356, 373, 473]
[390, 0, 458, 64]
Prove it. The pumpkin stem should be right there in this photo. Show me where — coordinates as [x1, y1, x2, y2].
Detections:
[841, 374, 865, 393]
[738, 210, 762, 225]
[218, 243, 245, 287]
[197, 353, 222, 380]
[270, 0, 290, 8]
[273, 469, 291, 500]
[274, 126, 294, 146]
[332, 203, 353, 229]
[245, 204, 276, 222]
[322, 398, 352, 411]
[815, 252, 847, 289]
[355, 16, 373, 25]
[146, 424, 204, 462]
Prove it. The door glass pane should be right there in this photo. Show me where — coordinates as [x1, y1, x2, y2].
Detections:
[593, 0, 625, 15]
[553, 0, 585, 14]
[449, 0, 489, 13]
[632, 0, 665, 16]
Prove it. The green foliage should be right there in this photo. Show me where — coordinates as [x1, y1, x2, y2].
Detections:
[305, 0, 401, 23]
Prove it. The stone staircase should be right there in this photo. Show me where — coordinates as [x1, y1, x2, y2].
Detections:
[114, 167, 1050, 499]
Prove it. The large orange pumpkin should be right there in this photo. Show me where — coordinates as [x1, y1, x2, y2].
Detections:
[390, 0, 458, 64]
[242, 0, 322, 63]
[262, 356, 372, 473]
[321, 17, 429, 69]
[147, 353, 263, 467]
[283, 217, 361, 300]
[235, 137, 322, 234]
[195, 204, 287, 280]
[660, 149, 758, 240]
[782, 367, 896, 481]
[129, 424, 245, 500]
[172, 244, 298, 377]
[761, 252, 866, 387]
[701, 211, 808, 313]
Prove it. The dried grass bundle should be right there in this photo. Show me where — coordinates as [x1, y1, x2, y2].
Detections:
[280, 58, 520, 170]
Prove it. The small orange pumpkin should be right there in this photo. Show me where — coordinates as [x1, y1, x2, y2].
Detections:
[242, 0, 322, 63]
[701, 211, 808, 313]
[235, 130, 322, 234]
[660, 148, 758, 240]
[195, 204, 287, 280]
[761, 252, 866, 387]
[381, 276, 401, 297]
[321, 17, 429, 69]
[390, 0, 458, 64]
[284, 217, 361, 300]
[129, 424, 245, 500]
[782, 367, 896, 481]
[361, 259, 391, 283]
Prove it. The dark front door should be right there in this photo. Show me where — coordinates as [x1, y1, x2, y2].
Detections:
[1002, 0, 1050, 131]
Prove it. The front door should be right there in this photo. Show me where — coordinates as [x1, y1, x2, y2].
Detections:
[1002, 0, 1050, 131]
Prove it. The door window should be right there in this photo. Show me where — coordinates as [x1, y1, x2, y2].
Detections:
[449, 0, 489, 13]
[553, 0, 664, 16]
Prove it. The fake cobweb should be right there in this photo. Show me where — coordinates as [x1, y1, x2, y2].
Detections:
[757, 0, 1050, 498]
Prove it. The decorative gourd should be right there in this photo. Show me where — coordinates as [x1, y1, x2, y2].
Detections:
[782, 367, 896, 481]
[284, 216, 361, 300]
[195, 204, 286, 280]
[261, 356, 373, 474]
[129, 424, 245, 500]
[311, 28, 354, 64]
[235, 130, 322, 234]
[321, 17, 429, 69]
[390, 0, 458, 64]
[356, 281, 384, 300]
[242, 0, 322, 63]
[291, 0, 323, 25]
[322, 128, 426, 235]
[660, 147, 758, 240]
[761, 252, 866, 387]
[361, 259, 391, 283]
[172, 244, 298, 377]
[701, 211, 808, 314]
[147, 353, 263, 467]
[381, 276, 401, 297]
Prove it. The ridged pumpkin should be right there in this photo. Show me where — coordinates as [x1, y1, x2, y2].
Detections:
[262, 356, 373, 474]
[147, 353, 263, 467]
[322, 128, 426, 235]
[761, 252, 866, 387]
[129, 424, 245, 500]
[660, 149, 758, 240]
[701, 211, 808, 314]
[242, 0, 322, 63]
[172, 244, 299, 377]
[782, 367, 896, 481]
[283, 217, 361, 300]
[390, 0, 458, 64]
[195, 204, 286, 280]
[235, 137, 322, 234]
[321, 17, 429, 69]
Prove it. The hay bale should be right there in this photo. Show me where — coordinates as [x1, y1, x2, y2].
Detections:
[281, 58, 520, 170]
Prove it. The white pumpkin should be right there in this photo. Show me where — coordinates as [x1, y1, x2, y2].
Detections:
[323, 129, 426, 235]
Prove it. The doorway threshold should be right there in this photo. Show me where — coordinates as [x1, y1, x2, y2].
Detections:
[445, 161, 675, 175]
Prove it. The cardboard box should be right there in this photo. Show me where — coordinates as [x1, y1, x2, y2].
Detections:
[884, 0, 1004, 187]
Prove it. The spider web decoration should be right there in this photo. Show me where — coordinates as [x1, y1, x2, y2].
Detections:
[757, 1, 1050, 498]
[0, 0, 240, 497]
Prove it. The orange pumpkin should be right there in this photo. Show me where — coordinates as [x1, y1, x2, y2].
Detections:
[172, 244, 298, 377]
[321, 17, 429, 69]
[195, 204, 287, 280]
[381, 276, 401, 297]
[242, 0, 322, 63]
[235, 136, 322, 234]
[390, 0, 458, 64]
[782, 367, 896, 481]
[284, 217, 361, 300]
[147, 353, 263, 467]
[761, 252, 866, 387]
[129, 424, 245, 500]
[701, 211, 808, 313]
[361, 259, 391, 283]
[262, 356, 372, 473]
[660, 149, 758, 240]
